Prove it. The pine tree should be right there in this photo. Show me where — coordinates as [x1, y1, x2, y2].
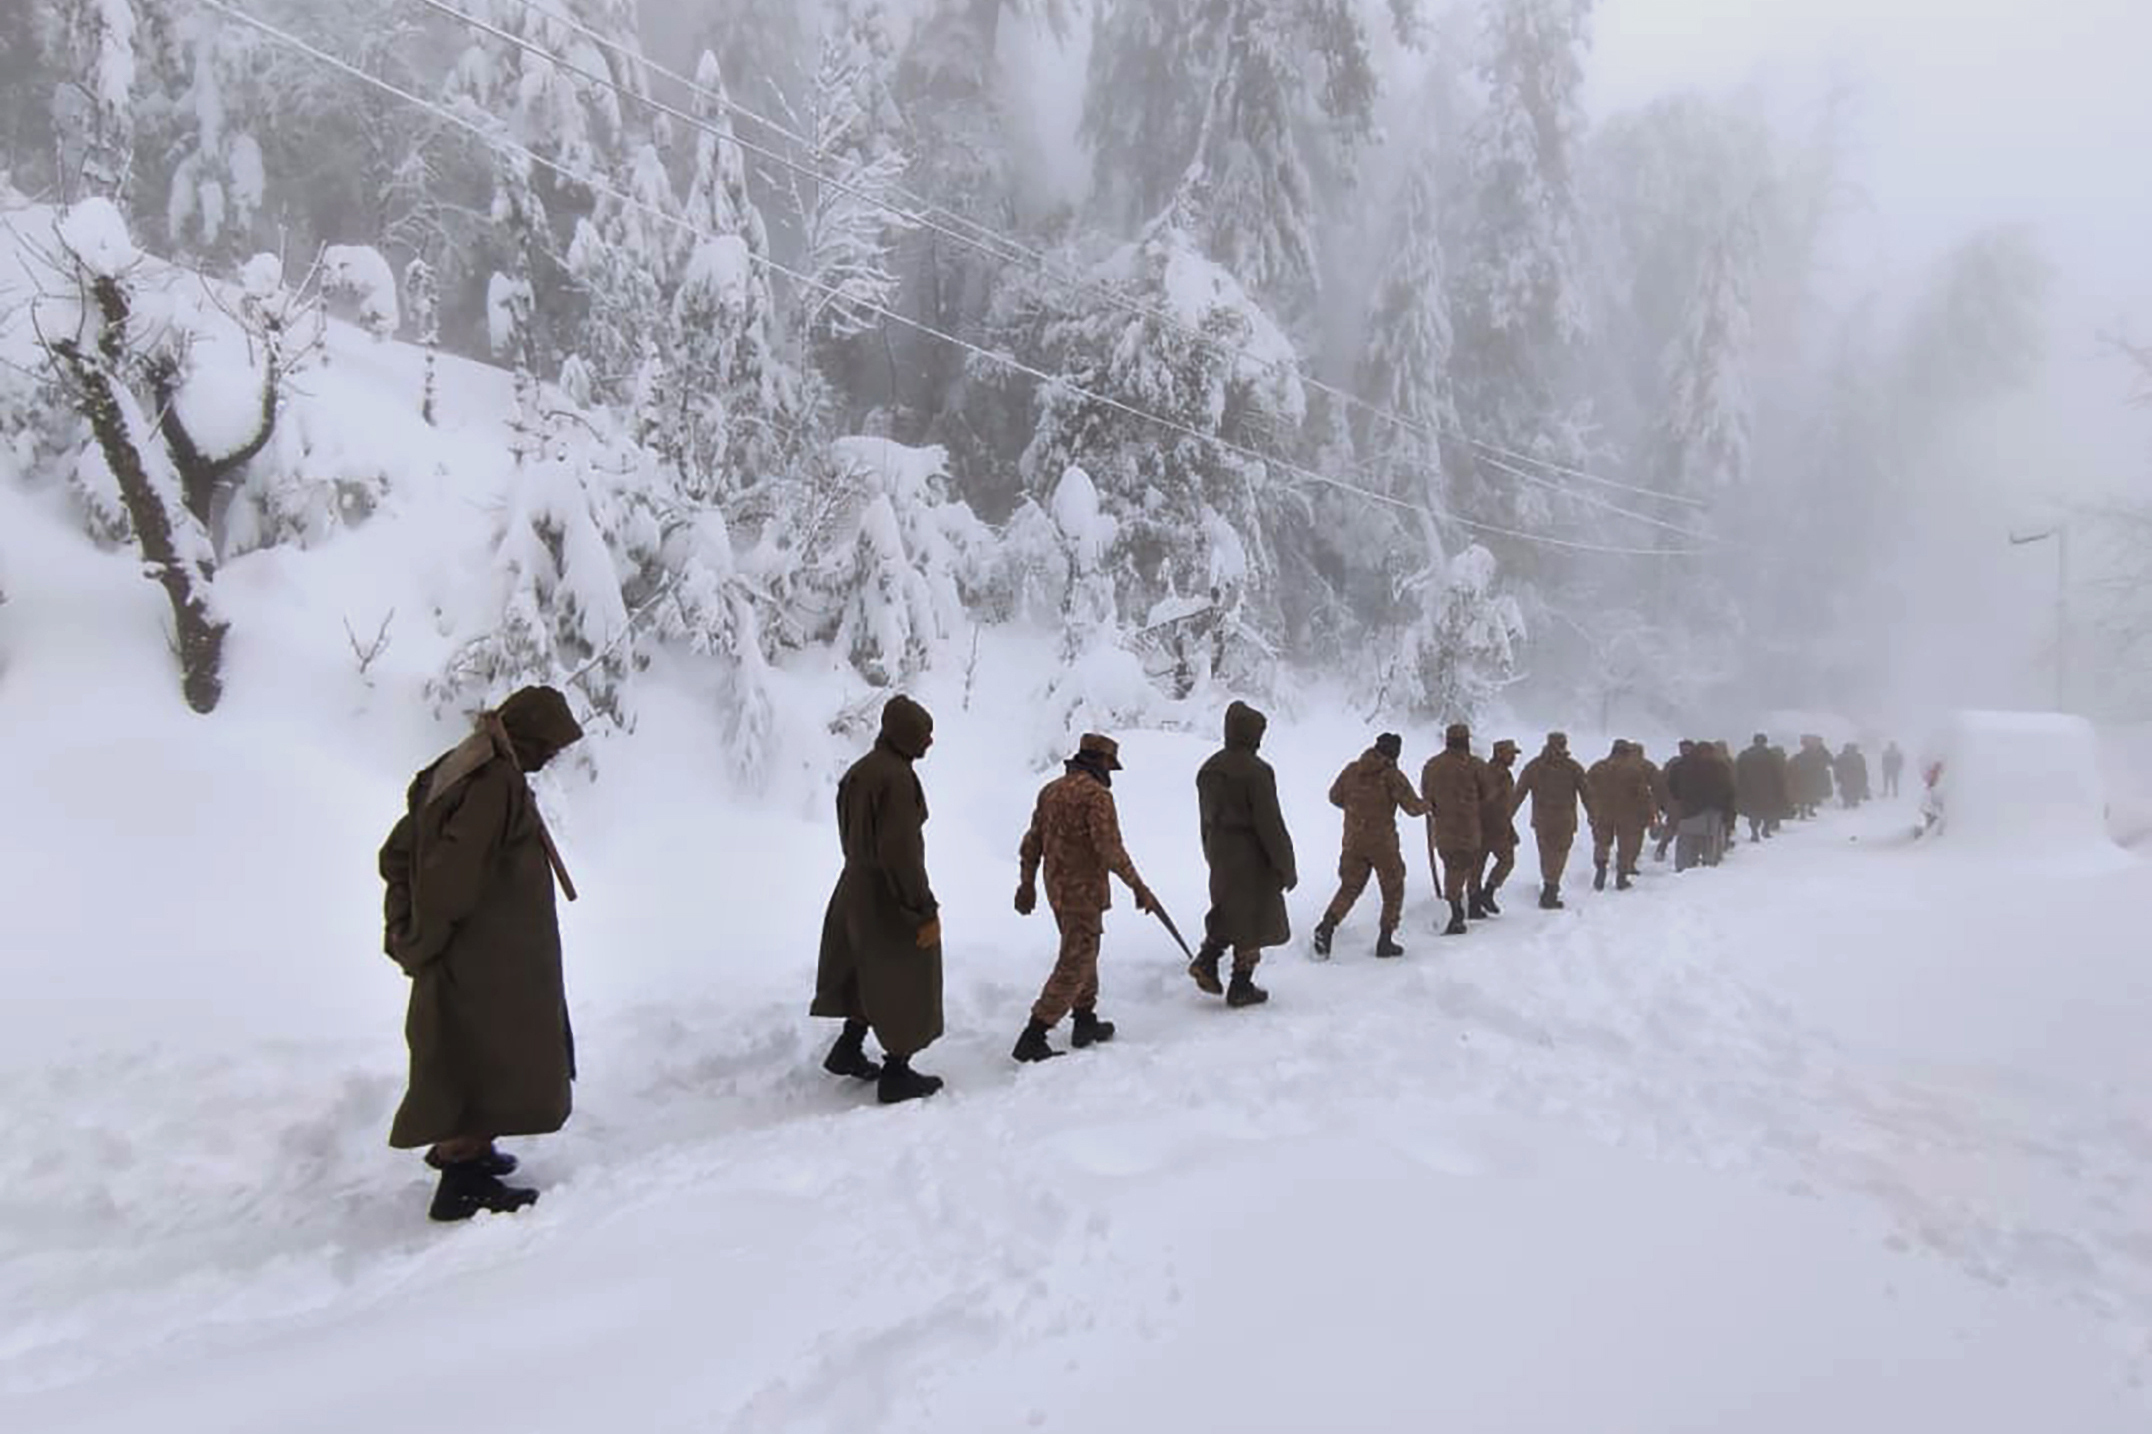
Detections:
[1450, 0, 1595, 519]
[1654, 200, 1758, 498]
[46, 0, 139, 200]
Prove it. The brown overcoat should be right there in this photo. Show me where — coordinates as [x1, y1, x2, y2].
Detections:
[379, 730, 576, 1151]
[1591, 752, 1657, 832]
[1198, 702, 1297, 950]
[812, 698, 944, 1059]
[1421, 747, 1488, 853]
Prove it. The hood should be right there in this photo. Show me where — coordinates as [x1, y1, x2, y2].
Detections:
[1224, 701, 1267, 753]
[497, 685, 584, 771]
[879, 695, 935, 760]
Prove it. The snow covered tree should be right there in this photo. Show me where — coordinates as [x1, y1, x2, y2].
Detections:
[45, 0, 140, 200]
[1390, 543, 1525, 723]
[565, 138, 677, 405]
[788, 2, 914, 356]
[31, 199, 228, 712]
[653, 50, 792, 497]
[320, 244, 399, 340]
[163, 6, 268, 262]
[1653, 198, 1759, 498]
[403, 254, 440, 424]
[1089, 0, 1395, 305]
[1014, 221, 1307, 647]
[1450, 0, 1595, 519]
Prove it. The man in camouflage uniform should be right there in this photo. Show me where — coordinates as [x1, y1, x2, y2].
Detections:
[1590, 741, 1656, 891]
[1014, 733, 1159, 1063]
[1474, 739, 1522, 916]
[1586, 741, 1624, 891]
[1511, 732, 1596, 910]
[1421, 723, 1488, 937]
[1313, 733, 1429, 960]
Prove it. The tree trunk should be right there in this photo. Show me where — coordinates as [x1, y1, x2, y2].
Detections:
[58, 276, 229, 713]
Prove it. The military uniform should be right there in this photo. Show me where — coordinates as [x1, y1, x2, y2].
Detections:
[1315, 734, 1427, 957]
[1511, 733, 1595, 909]
[1015, 734, 1153, 1060]
[1421, 724, 1490, 934]
[1476, 740, 1522, 912]
[1588, 742, 1655, 889]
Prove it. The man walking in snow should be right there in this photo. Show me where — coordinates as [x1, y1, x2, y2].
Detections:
[1790, 735, 1833, 818]
[1735, 734, 1781, 844]
[1835, 743, 1870, 809]
[1511, 732, 1595, 910]
[379, 684, 584, 1222]
[1189, 701, 1297, 1008]
[812, 695, 947, 1105]
[1882, 741, 1906, 799]
[1314, 732, 1428, 959]
[1421, 723, 1489, 937]
[1765, 742, 1793, 835]
[1475, 739, 1523, 915]
[1590, 741, 1656, 891]
[1013, 733, 1160, 1062]
[1655, 740, 1693, 862]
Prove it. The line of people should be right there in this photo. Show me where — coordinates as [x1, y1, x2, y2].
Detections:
[372, 685, 1898, 1222]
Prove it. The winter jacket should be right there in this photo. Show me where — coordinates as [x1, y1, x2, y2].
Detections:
[1198, 702, 1297, 950]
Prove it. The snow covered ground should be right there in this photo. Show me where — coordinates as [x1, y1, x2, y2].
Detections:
[2, 589, 2149, 1429]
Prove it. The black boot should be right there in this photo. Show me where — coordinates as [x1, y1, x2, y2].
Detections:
[1071, 1009, 1116, 1049]
[821, 1019, 882, 1082]
[1443, 901, 1468, 937]
[1467, 891, 1491, 920]
[1312, 919, 1336, 960]
[1376, 925, 1406, 958]
[1188, 941, 1225, 996]
[1539, 884, 1565, 911]
[878, 1055, 944, 1104]
[1593, 862, 1608, 892]
[1226, 971, 1269, 1008]
[428, 1160, 539, 1223]
[1480, 886, 1502, 916]
[426, 1145, 518, 1178]
[1013, 1018, 1065, 1063]
[1616, 870, 1633, 891]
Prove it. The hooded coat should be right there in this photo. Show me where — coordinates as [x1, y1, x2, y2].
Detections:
[812, 697, 944, 1058]
[1735, 741, 1785, 819]
[379, 688, 583, 1150]
[1198, 702, 1297, 950]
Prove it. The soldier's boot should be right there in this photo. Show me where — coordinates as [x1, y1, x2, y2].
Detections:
[1071, 1009, 1116, 1049]
[1468, 889, 1491, 920]
[1226, 972, 1270, 1009]
[1593, 862, 1609, 892]
[1442, 902, 1468, 937]
[1616, 869, 1634, 892]
[1012, 1019, 1065, 1063]
[428, 1160, 539, 1223]
[1376, 924, 1407, 958]
[1187, 941, 1226, 996]
[1539, 884, 1565, 911]
[1480, 885, 1502, 917]
[1311, 919, 1337, 959]
[878, 1055, 944, 1104]
[820, 1019, 882, 1082]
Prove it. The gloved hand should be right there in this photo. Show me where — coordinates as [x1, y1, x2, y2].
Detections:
[1132, 882, 1160, 915]
[1015, 883, 1037, 916]
[916, 917, 941, 950]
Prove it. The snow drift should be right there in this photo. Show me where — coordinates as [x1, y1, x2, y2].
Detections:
[1921, 710, 2127, 868]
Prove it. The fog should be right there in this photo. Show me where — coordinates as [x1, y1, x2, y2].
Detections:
[2, 0, 2147, 736]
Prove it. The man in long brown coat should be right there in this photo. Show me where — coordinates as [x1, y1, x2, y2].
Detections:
[1422, 723, 1487, 937]
[812, 695, 945, 1105]
[1591, 741, 1656, 891]
[1190, 701, 1296, 1008]
[1511, 732, 1595, 910]
[380, 684, 584, 1222]
[1013, 733, 1159, 1061]
[1474, 738, 1521, 916]
[1313, 732, 1427, 960]
[1735, 734, 1782, 844]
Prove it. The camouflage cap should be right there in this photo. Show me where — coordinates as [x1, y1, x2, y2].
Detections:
[1492, 739, 1520, 758]
[1077, 732, 1123, 770]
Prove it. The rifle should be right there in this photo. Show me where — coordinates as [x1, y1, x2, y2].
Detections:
[1148, 901, 1197, 961]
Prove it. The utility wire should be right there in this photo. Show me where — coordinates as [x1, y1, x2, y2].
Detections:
[465, 0, 1713, 515]
[194, 0, 1707, 560]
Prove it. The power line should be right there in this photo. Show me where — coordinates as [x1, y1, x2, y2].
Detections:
[193, 0, 1706, 560]
[465, 0, 1713, 517]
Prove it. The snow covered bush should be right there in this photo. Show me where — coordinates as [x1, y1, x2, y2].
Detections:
[320, 245, 400, 341]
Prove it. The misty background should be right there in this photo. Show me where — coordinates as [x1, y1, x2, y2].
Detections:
[2, 0, 2146, 750]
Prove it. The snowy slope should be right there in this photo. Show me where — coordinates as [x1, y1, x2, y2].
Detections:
[3, 204, 2149, 1433]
